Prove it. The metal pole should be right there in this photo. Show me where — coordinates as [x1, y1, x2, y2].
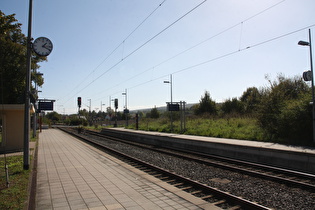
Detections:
[33, 103, 36, 138]
[183, 101, 186, 132]
[170, 74, 173, 105]
[109, 96, 111, 110]
[33, 71, 37, 138]
[24, 0, 33, 170]
[88, 99, 91, 112]
[308, 29, 315, 143]
[125, 89, 128, 126]
[180, 101, 183, 133]
[170, 74, 173, 132]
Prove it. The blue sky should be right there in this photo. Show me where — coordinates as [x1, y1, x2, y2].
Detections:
[1, 0, 315, 114]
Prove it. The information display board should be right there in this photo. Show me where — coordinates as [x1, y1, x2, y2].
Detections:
[167, 103, 180, 111]
[38, 101, 54, 111]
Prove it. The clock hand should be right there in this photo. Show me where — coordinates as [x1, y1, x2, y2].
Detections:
[42, 44, 52, 51]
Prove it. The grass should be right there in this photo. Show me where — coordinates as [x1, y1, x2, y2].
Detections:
[0, 155, 30, 209]
[184, 117, 264, 141]
[0, 133, 37, 209]
[127, 116, 265, 141]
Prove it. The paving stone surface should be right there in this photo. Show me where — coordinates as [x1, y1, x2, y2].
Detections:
[36, 129, 215, 210]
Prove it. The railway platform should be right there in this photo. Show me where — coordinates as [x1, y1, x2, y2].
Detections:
[101, 128, 315, 174]
[36, 128, 216, 210]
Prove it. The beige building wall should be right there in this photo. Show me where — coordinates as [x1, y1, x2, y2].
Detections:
[0, 104, 33, 152]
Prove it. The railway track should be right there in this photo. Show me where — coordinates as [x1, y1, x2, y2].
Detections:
[59, 127, 271, 210]
[83, 128, 315, 192]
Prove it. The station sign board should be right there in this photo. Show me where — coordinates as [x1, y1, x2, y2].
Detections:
[38, 101, 54, 111]
[167, 103, 180, 111]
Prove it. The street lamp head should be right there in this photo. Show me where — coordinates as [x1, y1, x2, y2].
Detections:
[164, 81, 170, 83]
[298, 40, 310, 46]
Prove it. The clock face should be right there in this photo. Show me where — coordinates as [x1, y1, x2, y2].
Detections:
[33, 37, 53, 56]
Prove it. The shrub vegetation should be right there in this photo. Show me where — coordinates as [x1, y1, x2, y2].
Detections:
[128, 74, 314, 147]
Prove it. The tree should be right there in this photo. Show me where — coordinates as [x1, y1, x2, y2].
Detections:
[150, 106, 160, 119]
[0, 11, 46, 104]
[221, 97, 243, 115]
[240, 87, 262, 114]
[194, 91, 217, 115]
[45, 111, 61, 124]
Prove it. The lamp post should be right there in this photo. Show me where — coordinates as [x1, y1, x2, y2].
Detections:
[298, 29, 314, 143]
[33, 72, 43, 138]
[88, 99, 91, 112]
[122, 89, 127, 109]
[24, 0, 33, 170]
[100, 102, 105, 112]
[164, 74, 173, 132]
[122, 89, 128, 127]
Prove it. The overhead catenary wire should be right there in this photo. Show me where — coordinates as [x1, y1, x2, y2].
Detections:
[60, 0, 208, 106]
[53, 0, 311, 113]
[58, 0, 167, 104]
[107, 24, 315, 99]
[92, 0, 287, 100]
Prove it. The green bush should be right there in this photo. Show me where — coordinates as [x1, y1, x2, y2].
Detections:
[257, 75, 313, 145]
[277, 96, 312, 145]
[68, 117, 88, 126]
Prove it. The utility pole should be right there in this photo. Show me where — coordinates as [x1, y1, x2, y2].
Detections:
[23, 0, 33, 170]
[299, 29, 314, 143]
[114, 99, 118, 127]
[164, 74, 173, 132]
[88, 99, 91, 112]
[100, 101, 105, 112]
[122, 89, 128, 127]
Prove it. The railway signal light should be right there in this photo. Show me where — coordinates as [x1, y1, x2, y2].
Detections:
[114, 98, 118, 109]
[78, 97, 81, 108]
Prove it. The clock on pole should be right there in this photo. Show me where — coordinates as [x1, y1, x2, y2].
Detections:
[33, 37, 53, 56]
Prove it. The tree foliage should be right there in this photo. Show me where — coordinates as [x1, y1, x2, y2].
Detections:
[150, 106, 160, 119]
[194, 91, 217, 115]
[240, 87, 262, 114]
[257, 74, 312, 144]
[190, 75, 313, 145]
[0, 11, 46, 104]
[45, 111, 61, 124]
[221, 97, 244, 115]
